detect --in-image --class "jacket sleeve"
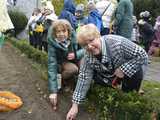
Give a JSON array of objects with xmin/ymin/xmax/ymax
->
[
  {"xmin": 48, "ymin": 43, "xmax": 58, "ymax": 93},
  {"xmin": 119, "ymin": 40, "xmax": 148, "ymax": 77},
  {"xmin": 72, "ymin": 56, "xmax": 93, "ymax": 104},
  {"xmin": 76, "ymin": 48, "xmax": 85, "ymax": 60}
]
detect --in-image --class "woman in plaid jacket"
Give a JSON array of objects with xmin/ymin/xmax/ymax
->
[{"xmin": 66, "ymin": 24, "xmax": 148, "ymax": 120}]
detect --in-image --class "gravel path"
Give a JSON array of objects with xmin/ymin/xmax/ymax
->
[{"xmin": 145, "ymin": 57, "xmax": 160, "ymax": 82}]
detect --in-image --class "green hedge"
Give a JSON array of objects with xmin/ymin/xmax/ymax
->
[
  {"xmin": 8, "ymin": 10, "xmax": 28, "ymax": 35},
  {"xmin": 87, "ymin": 85, "xmax": 160, "ymax": 120}
]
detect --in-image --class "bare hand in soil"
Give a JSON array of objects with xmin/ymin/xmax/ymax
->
[
  {"xmin": 49, "ymin": 93, "xmax": 58, "ymax": 111},
  {"xmin": 66, "ymin": 103, "xmax": 78, "ymax": 120}
]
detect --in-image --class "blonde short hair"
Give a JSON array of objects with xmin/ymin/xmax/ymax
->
[
  {"xmin": 77, "ymin": 24, "xmax": 100, "ymax": 46},
  {"xmin": 52, "ymin": 19, "xmax": 72, "ymax": 39}
]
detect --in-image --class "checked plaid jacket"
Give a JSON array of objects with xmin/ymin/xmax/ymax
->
[{"xmin": 72, "ymin": 35, "xmax": 148, "ymax": 104}]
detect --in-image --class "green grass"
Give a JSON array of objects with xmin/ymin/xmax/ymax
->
[{"xmin": 142, "ymin": 80, "xmax": 160, "ymax": 105}]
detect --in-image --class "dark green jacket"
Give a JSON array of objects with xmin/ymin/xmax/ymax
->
[
  {"xmin": 115, "ymin": 0, "xmax": 133, "ymax": 39},
  {"xmin": 48, "ymin": 28, "xmax": 84, "ymax": 93}
]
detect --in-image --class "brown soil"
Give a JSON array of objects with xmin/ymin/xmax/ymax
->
[{"xmin": 0, "ymin": 42, "xmax": 96, "ymax": 120}]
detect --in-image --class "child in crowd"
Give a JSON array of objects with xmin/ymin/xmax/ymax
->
[
  {"xmin": 27, "ymin": 8, "xmax": 41, "ymax": 48},
  {"xmin": 75, "ymin": 4, "xmax": 88, "ymax": 32},
  {"xmin": 48, "ymin": 19, "xmax": 84, "ymax": 111}
]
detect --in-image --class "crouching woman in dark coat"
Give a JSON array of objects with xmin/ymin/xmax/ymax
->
[{"xmin": 48, "ymin": 19, "xmax": 84, "ymax": 110}]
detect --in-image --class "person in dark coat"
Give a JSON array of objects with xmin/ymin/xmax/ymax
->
[
  {"xmin": 87, "ymin": 2, "xmax": 103, "ymax": 32},
  {"xmin": 114, "ymin": 0, "xmax": 133, "ymax": 39},
  {"xmin": 138, "ymin": 11, "xmax": 154, "ymax": 53},
  {"xmin": 48, "ymin": 19, "xmax": 84, "ymax": 111},
  {"xmin": 59, "ymin": 0, "xmax": 77, "ymax": 30},
  {"xmin": 75, "ymin": 4, "xmax": 88, "ymax": 32}
]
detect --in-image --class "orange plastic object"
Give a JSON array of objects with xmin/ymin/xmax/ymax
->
[{"xmin": 0, "ymin": 91, "xmax": 23, "ymax": 112}]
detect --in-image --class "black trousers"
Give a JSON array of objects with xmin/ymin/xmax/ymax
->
[
  {"xmin": 35, "ymin": 32, "xmax": 43, "ymax": 50},
  {"xmin": 94, "ymin": 68, "xmax": 143, "ymax": 92},
  {"xmin": 42, "ymin": 41, "xmax": 48, "ymax": 52},
  {"xmin": 121, "ymin": 68, "xmax": 143, "ymax": 92},
  {"xmin": 29, "ymin": 34, "xmax": 35, "ymax": 47}
]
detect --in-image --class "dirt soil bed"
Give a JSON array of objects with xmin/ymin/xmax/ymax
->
[{"xmin": 0, "ymin": 42, "xmax": 96, "ymax": 120}]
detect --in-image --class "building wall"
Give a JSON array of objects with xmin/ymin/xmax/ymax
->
[{"xmin": 8, "ymin": 0, "xmax": 41, "ymax": 18}]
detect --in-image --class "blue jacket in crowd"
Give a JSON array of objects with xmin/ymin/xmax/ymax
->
[
  {"xmin": 59, "ymin": 0, "xmax": 77, "ymax": 29},
  {"xmin": 88, "ymin": 9, "xmax": 103, "ymax": 32}
]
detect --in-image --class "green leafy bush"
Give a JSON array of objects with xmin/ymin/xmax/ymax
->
[
  {"xmin": 87, "ymin": 84, "xmax": 160, "ymax": 120},
  {"xmin": 8, "ymin": 10, "xmax": 28, "ymax": 35}
]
